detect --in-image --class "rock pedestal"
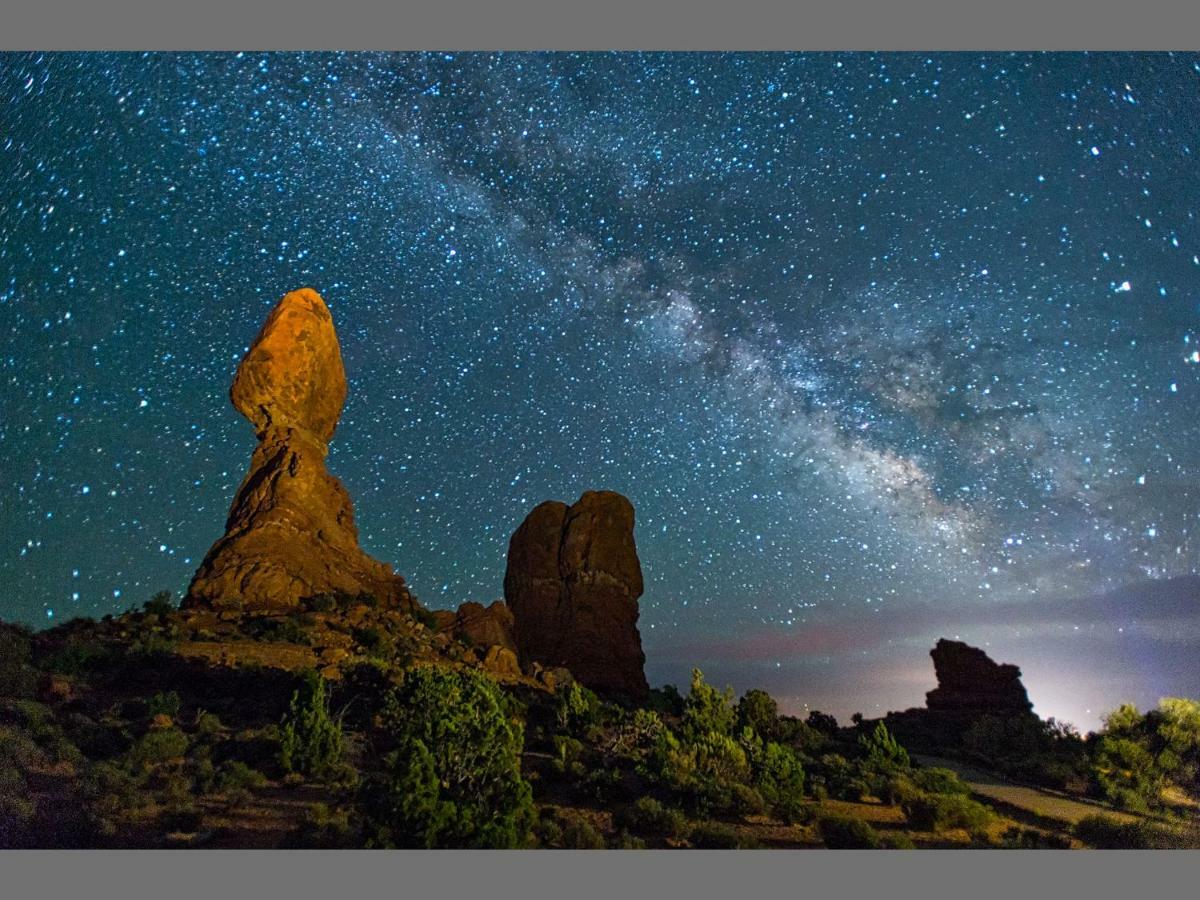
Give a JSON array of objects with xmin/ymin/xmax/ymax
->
[{"xmin": 185, "ymin": 288, "xmax": 411, "ymax": 611}]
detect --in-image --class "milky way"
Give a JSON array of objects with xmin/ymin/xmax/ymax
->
[{"xmin": 2, "ymin": 52, "xmax": 1199, "ymax": 728}]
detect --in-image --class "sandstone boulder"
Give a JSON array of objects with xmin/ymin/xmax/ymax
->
[
  {"xmin": 504, "ymin": 490, "xmax": 648, "ymax": 700},
  {"xmin": 185, "ymin": 289, "xmax": 412, "ymax": 611},
  {"xmin": 439, "ymin": 600, "xmax": 516, "ymax": 652}
]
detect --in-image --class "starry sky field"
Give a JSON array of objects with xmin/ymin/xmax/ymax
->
[{"xmin": 2, "ymin": 52, "xmax": 1199, "ymax": 730}]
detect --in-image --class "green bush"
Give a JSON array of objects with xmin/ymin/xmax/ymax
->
[
  {"xmin": 646, "ymin": 684, "xmax": 685, "ymax": 718},
  {"xmin": 147, "ymin": 691, "xmax": 181, "ymax": 719},
  {"xmin": 305, "ymin": 594, "xmax": 338, "ymax": 613},
  {"xmin": 879, "ymin": 832, "xmax": 917, "ymax": 849},
  {"xmin": 555, "ymin": 681, "xmax": 600, "ymax": 734},
  {"xmin": 902, "ymin": 792, "xmax": 994, "ymax": 832},
  {"xmin": 411, "ymin": 606, "xmax": 441, "ymax": 631},
  {"xmin": 736, "ymin": 689, "xmax": 781, "ymax": 742},
  {"xmin": 806, "ymin": 710, "xmax": 840, "ymax": 736},
  {"xmin": 690, "ymin": 822, "xmax": 755, "ymax": 849},
  {"xmin": 143, "ymin": 591, "xmax": 175, "ymax": 617},
  {"xmin": 361, "ymin": 666, "xmax": 534, "ymax": 848},
  {"xmin": 614, "ymin": 797, "xmax": 690, "ymax": 839},
  {"xmin": 353, "ymin": 626, "xmax": 393, "ymax": 659},
  {"xmin": 217, "ymin": 760, "xmax": 269, "ymax": 792},
  {"xmin": 126, "ymin": 728, "xmax": 189, "ymax": 769},
  {"xmin": 818, "ymin": 815, "xmax": 882, "ymax": 849},
  {"xmin": 560, "ymin": 817, "xmax": 606, "ymax": 849},
  {"xmin": 42, "ymin": 640, "xmax": 115, "ymax": 676},
  {"xmin": 1001, "ymin": 826, "xmax": 1072, "ymax": 849},
  {"xmin": 1074, "ymin": 815, "xmax": 1181, "ymax": 849},
  {"xmin": 194, "ymin": 710, "xmax": 223, "ymax": 737},
  {"xmin": 682, "ymin": 669, "xmax": 736, "ymax": 740},
  {"xmin": 0, "ymin": 764, "xmax": 36, "ymax": 846},
  {"xmin": 279, "ymin": 670, "xmax": 344, "ymax": 778},
  {"xmin": 756, "ymin": 742, "xmax": 806, "ymax": 812},
  {"xmin": 0, "ymin": 626, "xmax": 37, "ymax": 699},
  {"xmin": 859, "ymin": 721, "xmax": 910, "ymax": 775},
  {"xmin": 245, "ymin": 617, "xmax": 311, "ymax": 645},
  {"xmin": 912, "ymin": 766, "xmax": 970, "ymax": 796}
]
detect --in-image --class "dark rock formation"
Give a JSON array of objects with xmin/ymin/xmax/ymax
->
[
  {"xmin": 434, "ymin": 600, "xmax": 516, "ymax": 652},
  {"xmin": 185, "ymin": 288, "xmax": 412, "ymax": 611},
  {"xmin": 504, "ymin": 490, "xmax": 648, "ymax": 700},
  {"xmin": 925, "ymin": 638, "xmax": 1033, "ymax": 714}
]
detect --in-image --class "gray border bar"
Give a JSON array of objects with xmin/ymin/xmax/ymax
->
[{"xmin": 1, "ymin": 0, "xmax": 1199, "ymax": 50}]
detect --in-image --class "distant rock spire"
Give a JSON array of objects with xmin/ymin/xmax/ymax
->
[{"xmin": 504, "ymin": 490, "xmax": 649, "ymax": 700}]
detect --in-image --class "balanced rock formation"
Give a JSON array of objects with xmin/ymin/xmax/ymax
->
[
  {"xmin": 185, "ymin": 288, "xmax": 412, "ymax": 611},
  {"xmin": 504, "ymin": 490, "xmax": 648, "ymax": 700},
  {"xmin": 925, "ymin": 638, "xmax": 1033, "ymax": 715}
]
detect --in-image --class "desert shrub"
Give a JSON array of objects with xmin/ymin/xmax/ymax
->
[
  {"xmin": 777, "ymin": 795, "xmax": 816, "ymax": 825},
  {"xmin": 1001, "ymin": 826, "xmax": 1072, "ymax": 849},
  {"xmin": 127, "ymin": 633, "xmax": 177, "ymax": 660},
  {"xmin": 859, "ymin": 721, "xmax": 910, "ymax": 775},
  {"xmin": 194, "ymin": 710, "xmax": 223, "ymax": 737},
  {"xmin": 294, "ymin": 802, "xmax": 354, "ymax": 848},
  {"xmin": 41, "ymin": 640, "xmax": 115, "ymax": 676},
  {"xmin": 0, "ymin": 626, "xmax": 37, "ymax": 699},
  {"xmin": 0, "ymin": 764, "xmax": 35, "ymax": 846},
  {"xmin": 1093, "ymin": 734, "xmax": 1160, "ymax": 812},
  {"xmin": 305, "ymin": 593, "xmax": 338, "ymax": 613},
  {"xmin": 126, "ymin": 728, "xmax": 189, "ymax": 769},
  {"xmin": 727, "ymin": 782, "xmax": 767, "ymax": 817},
  {"xmin": 614, "ymin": 797, "xmax": 690, "ymax": 839},
  {"xmin": 411, "ymin": 606, "xmax": 440, "ymax": 631},
  {"xmin": 902, "ymin": 792, "xmax": 994, "ymax": 832},
  {"xmin": 338, "ymin": 659, "xmax": 394, "ymax": 729},
  {"xmin": 555, "ymin": 681, "xmax": 601, "ymax": 734},
  {"xmin": 777, "ymin": 716, "xmax": 830, "ymax": 758},
  {"xmin": 279, "ymin": 670, "xmax": 344, "ymax": 779},
  {"xmin": 682, "ymin": 669, "xmax": 736, "ymax": 740},
  {"xmin": 755, "ymin": 741, "xmax": 806, "ymax": 812},
  {"xmin": 879, "ymin": 831, "xmax": 917, "ymax": 849},
  {"xmin": 607, "ymin": 708, "xmax": 666, "ymax": 761},
  {"xmin": 551, "ymin": 735, "xmax": 586, "ymax": 777},
  {"xmin": 81, "ymin": 760, "xmax": 144, "ymax": 829},
  {"xmin": 217, "ymin": 759, "xmax": 269, "ymax": 792},
  {"xmin": 736, "ymin": 689, "xmax": 782, "ymax": 742},
  {"xmin": 147, "ymin": 691, "xmax": 181, "ymax": 719},
  {"xmin": 352, "ymin": 626, "xmax": 393, "ymax": 660},
  {"xmin": 561, "ymin": 817, "xmax": 606, "ymax": 849},
  {"xmin": 806, "ymin": 710, "xmax": 840, "ymax": 737},
  {"xmin": 878, "ymin": 774, "xmax": 921, "ymax": 806},
  {"xmin": 612, "ymin": 829, "xmax": 647, "ymax": 849},
  {"xmin": 816, "ymin": 753, "xmax": 870, "ymax": 801},
  {"xmin": 690, "ymin": 822, "xmax": 756, "ymax": 849},
  {"xmin": 143, "ymin": 591, "xmax": 175, "ymax": 617},
  {"xmin": 245, "ymin": 616, "xmax": 310, "ymax": 645},
  {"xmin": 690, "ymin": 730, "xmax": 751, "ymax": 784},
  {"xmin": 361, "ymin": 666, "xmax": 534, "ymax": 848},
  {"xmin": 1074, "ymin": 814, "xmax": 1181, "ymax": 849},
  {"xmin": 912, "ymin": 766, "xmax": 971, "ymax": 796},
  {"xmin": 582, "ymin": 765, "xmax": 631, "ymax": 806},
  {"xmin": 818, "ymin": 815, "xmax": 881, "ymax": 849},
  {"xmin": 1091, "ymin": 698, "xmax": 1200, "ymax": 809}
]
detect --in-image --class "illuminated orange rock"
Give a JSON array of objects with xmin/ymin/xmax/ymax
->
[{"xmin": 185, "ymin": 288, "xmax": 412, "ymax": 611}]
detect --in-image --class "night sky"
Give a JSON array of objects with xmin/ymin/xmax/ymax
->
[{"xmin": 3, "ymin": 52, "xmax": 1199, "ymax": 730}]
